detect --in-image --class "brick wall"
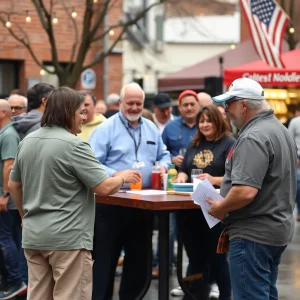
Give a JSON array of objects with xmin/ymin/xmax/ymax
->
[{"xmin": 0, "ymin": 0, "xmax": 123, "ymax": 99}]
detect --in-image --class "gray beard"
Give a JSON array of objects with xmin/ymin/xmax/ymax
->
[{"xmin": 125, "ymin": 112, "xmax": 142, "ymax": 122}]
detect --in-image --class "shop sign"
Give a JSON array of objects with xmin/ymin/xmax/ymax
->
[
  {"xmin": 81, "ymin": 68, "xmax": 96, "ymax": 89},
  {"xmin": 242, "ymin": 72, "xmax": 300, "ymax": 84}
]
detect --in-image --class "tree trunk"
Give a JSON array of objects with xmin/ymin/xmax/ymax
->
[{"xmin": 58, "ymin": 73, "xmax": 72, "ymax": 87}]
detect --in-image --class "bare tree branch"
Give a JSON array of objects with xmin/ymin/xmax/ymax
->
[
  {"xmin": 83, "ymin": 24, "xmax": 127, "ymax": 70},
  {"xmin": 68, "ymin": 0, "xmax": 94, "ymax": 87},
  {"xmin": 92, "ymin": 0, "xmax": 165, "ymax": 43},
  {"xmin": 31, "ymin": 0, "xmax": 48, "ymax": 30},
  {"xmin": 0, "ymin": 15, "xmax": 55, "ymax": 74},
  {"xmin": 61, "ymin": 2, "xmax": 79, "ymax": 73},
  {"xmin": 32, "ymin": 0, "xmax": 63, "ymax": 74},
  {"xmin": 89, "ymin": 0, "xmax": 110, "ymax": 40}
]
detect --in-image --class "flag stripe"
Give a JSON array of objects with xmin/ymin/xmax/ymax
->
[
  {"xmin": 261, "ymin": 22, "xmax": 283, "ymax": 67},
  {"xmin": 269, "ymin": 7, "xmax": 280, "ymax": 43},
  {"xmin": 241, "ymin": 0, "xmax": 265, "ymax": 62},
  {"xmin": 254, "ymin": 16, "xmax": 276, "ymax": 66},
  {"xmin": 274, "ymin": 12, "xmax": 286, "ymax": 50},
  {"xmin": 240, "ymin": 0, "xmax": 289, "ymax": 68}
]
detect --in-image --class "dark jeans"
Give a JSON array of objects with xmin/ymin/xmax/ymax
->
[
  {"xmin": 177, "ymin": 210, "xmax": 232, "ymax": 300},
  {"xmin": 92, "ymin": 204, "xmax": 153, "ymax": 300},
  {"xmin": 229, "ymin": 239, "xmax": 286, "ymax": 300},
  {"xmin": 8, "ymin": 210, "xmax": 28, "ymax": 284},
  {"xmin": 0, "ymin": 211, "xmax": 21, "ymax": 286}
]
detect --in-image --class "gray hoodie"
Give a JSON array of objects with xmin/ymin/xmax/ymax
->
[{"xmin": 13, "ymin": 110, "xmax": 43, "ymax": 139}]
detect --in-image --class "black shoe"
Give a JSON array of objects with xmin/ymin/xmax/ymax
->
[{"xmin": 0, "ymin": 282, "xmax": 27, "ymax": 300}]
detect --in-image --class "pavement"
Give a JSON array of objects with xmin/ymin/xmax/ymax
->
[
  {"xmin": 112, "ymin": 219, "xmax": 300, "ymax": 300},
  {"xmin": 10, "ymin": 218, "xmax": 300, "ymax": 300}
]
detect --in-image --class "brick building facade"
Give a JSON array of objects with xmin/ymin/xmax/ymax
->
[{"xmin": 0, "ymin": 0, "xmax": 123, "ymax": 99}]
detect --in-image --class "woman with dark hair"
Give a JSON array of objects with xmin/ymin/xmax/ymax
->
[
  {"xmin": 176, "ymin": 105, "xmax": 235, "ymax": 300},
  {"xmin": 8, "ymin": 87, "xmax": 141, "ymax": 300}
]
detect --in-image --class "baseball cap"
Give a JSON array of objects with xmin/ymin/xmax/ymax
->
[
  {"xmin": 178, "ymin": 90, "xmax": 199, "ymax": 103},
  {"xmin": 153, "ymin": 93, "xmax": 172, "ymax": 109},
  {"xmin": 212, "ymin": 78, "xmax": 265, "ymax": 103}
]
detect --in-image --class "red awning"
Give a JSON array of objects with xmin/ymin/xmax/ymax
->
[
  {"xmin": 224, "ymin": 49, "xmax": 300, "ymax": 87},
  {"xmin": 158, "ymin": 40, "xmax": 290, "ymax": 92}
]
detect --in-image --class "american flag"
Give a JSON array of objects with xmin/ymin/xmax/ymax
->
[{"xmin": 240, "ymin": 0, "xmax": 289, "ymax": 68}]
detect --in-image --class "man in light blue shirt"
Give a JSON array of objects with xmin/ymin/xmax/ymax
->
[{"xmin": 89, "ymin": 82, "xmax": 170, "ymax": 300}]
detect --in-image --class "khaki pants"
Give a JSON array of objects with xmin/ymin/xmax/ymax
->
[{"xmin": 24, "ymin": 249, "xmax": 93, "ymax": 300}]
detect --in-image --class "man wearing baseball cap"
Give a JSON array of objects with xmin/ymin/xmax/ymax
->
[
  {"xmin": 152, "ymin": 93, "xmax": 175, "ymax": 134},
  {"xmin": 162, "ymin": 90, "xmax": 200, "ymax": 168},
  {"xmin": 208, "ymin": 78, "xmax": 297, "ymax": 300}
]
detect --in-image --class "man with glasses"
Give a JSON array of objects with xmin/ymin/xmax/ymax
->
[
  {"xmin": 0, "ymin": 100, "xmax": 26, "ymax": 299},
  {"xmin": 7, "ymin": 95, "xmax": 27, "ymax": 116},
  {"xmin": 208, "ymin": 78, "xmax": 297, "ymax": 300},
  {"xmin": 5, "ymin": 83, "xmax": 55, "ymax": 298}
]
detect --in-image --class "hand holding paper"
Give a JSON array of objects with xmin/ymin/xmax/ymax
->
[
  {"xmin": 206, "ymin": 199, "xmax": 227, "ymax": 221},
  {"xmin": 192, "ymin": 179, "xmax": 224, "ymax": 228}
]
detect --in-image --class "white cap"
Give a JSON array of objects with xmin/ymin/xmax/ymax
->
[{"xmin": 212, "ymin": 78, "xmax": 265, "ymax": 103}]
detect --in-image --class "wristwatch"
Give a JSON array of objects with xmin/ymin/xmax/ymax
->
[{"xmin": 2, "ymin": 192, "xmax": 10, "ymax": 197}]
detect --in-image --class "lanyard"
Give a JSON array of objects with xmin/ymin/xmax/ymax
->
[{"xmin": 119, "ymin": 114, "xmax": 142, "ymax": 162}]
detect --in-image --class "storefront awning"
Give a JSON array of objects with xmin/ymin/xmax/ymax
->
[
  {"xmin": 224, "ymin": 49, "xmax": 300, "ymax": 87},
  {"xmin": 158, "ymin": 40, "xmax": 291, "ymax": 92}
]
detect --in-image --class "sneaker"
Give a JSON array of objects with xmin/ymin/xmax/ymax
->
[
  {"xmin": 170, "ymin": 286, "xmax": 184, "ymax": 297},
  {"xmin": 0, "ymin": 282, "xmax": 27, "ymax": 300},
  {"xmin": 209, "ymin": 283, "xmax": 220, "ymax": 299}
]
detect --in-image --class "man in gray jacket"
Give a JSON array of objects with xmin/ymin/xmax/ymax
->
[{"xmin": 13, "ymin": 83, "xmax": 54, "ymax": 139}]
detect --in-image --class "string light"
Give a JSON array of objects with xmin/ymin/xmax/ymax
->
[
  {"xmin": 109, "ymin": 30, "xmax": 115, "ymax": 36},
  {"xmin": 94, "ymin": 0, "xmax": 98, "ymax": 3},
  {"xmin": 40, "ymin": 69, "xmax": 45, "ymax": 76},
  {"xmin": 6, "ymin": 15, "xmax": 11, "ymax": 28},
  {"xmin": 230, "ymin": 44, "xmax": 236, "ymax": 50},
  {"xmin": 25, "ymin": 10, "xmax": 31, "ymax": 22},
  {"xmin": 71, "ymin": 7, "xmax": 77, "ymax": 18},
  {"xmin": 289, "ymin": 27, "xmax": 295, "ymax": 34},
  {"xmin": 52, "ymin": 13, "xmax": 58, "ymax": 24}
]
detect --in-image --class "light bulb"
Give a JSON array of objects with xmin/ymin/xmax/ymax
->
[
  {"xmin": 40, "ymin": 69, "xmax": 45, "ymax": 76},
  {"xmin": 230, "ymin": 44, "xmax": 236, "ymax": 50},
  {"xmin": 109, "ymin": 30, "xmax": 115, "ymax": 36},
  {"xmin": 53, "ymin": 17, "xmax": 58, "ymax": 24},
  {"xmin": 26, "ymin": 11, "xmax": 31, "ymax": 22},
  {"xmin": 6, "ymin": 21, "xmax": 11, "ymax": 28},
  {"xmin": 289, "ymin": 27, "xmax": 295, "ymax": 34},
  {"xmin": 71, "ymin": 7, "xmax": 77, "ymax": 18},
  {"xmin": 94, "ymin": 0, "xmax": 98, "ymax": 3}
]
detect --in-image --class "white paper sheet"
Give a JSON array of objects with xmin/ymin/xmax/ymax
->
[
  {"xmin": 193, "ymin": 178, "xmax": 202, "ymax": 191},
  {"xmin": 192, "ymin": 179, "xmax": 224, "ymax": 228},
  {"xmin": 126, "ymin": 190, "xmax": 167, "ymax": 195}
]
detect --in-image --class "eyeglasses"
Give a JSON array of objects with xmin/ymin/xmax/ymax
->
[
  {"xmin": 11, "ymin": 106, "xmax": 26, "ymax": 111},
  {"xmin": 224, "ymin": 98, "xmax": 244, "ymax": 110}
]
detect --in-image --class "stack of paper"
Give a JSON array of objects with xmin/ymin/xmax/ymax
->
[{"xmin": 192, "ymin": 179, "xmax": 224, "ymax": 229}]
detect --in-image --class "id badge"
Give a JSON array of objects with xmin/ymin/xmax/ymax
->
[{"xmin": 136, "ymin": 161, "xmax": 145, "ymax": 168}]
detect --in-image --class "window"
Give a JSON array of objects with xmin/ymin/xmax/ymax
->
[{"xmin": 0, "ymin": 60, "xmax": 20, "ymax": 98}]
